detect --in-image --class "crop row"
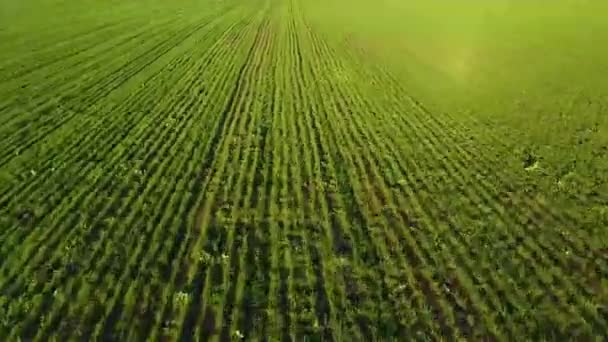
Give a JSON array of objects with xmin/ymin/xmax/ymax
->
[
  {"xmin": 1, "ymin": 0, "xmax": 606, "ymax": 339},
  {"xmin": 0, "ymin": 1, "xmax": 266, "ymax": 339},
  {"xmin": 302, "ymin": 4, "xmax": 607, "ymax": 337}
]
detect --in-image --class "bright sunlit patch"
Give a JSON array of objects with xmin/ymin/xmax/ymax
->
[
  {"xmin": 420, "ymin": 42, "xmax": 482, "ymax": 84},
  {"xmin": 441, "ymin": 45, "xmax": 478, "ymax": 81}
]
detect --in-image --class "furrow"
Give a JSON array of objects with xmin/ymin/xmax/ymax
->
[
  {"xmin": 4, "ymin": 23, "xmax": 242, "ymax": 337},
  {"xmin": 0, "ymin": 10, "xmax": 227, "ymax": 166},
  {"xmin": 339, "ymin": 35, "xmax": 600, "ymax": 336},
  {"xmin": 353, "ymin": 60, "xmax": 606, "ymax": 332},
  {"xmin": 365, "ymin": 59, "xmax": 606, "ymax": 272},
  {"xmin": 0, "ymin": 14, "xmax": 188, "ymax": 131},
  {"xmin": 0, "ymin": 15, "xmax": 146, "ymax": 84},
  {"xmin": 0, "ymin": 52, "xmax": 201, "ymax": 280},
  {"xmin": 234, "ymin": 10, "xmax": 279, "ymax": 339},
  {"xmin": 152, "ymin": 8, "xmax": 268, "ymax": 340},
  {"xmin": 0, "ymin": 13, "xmax": 244, "ymax": 294},
  {"xmin": 300, "ymin": 16, "xmax": 442, "ymax": 336},
  {"xmin": 214, "ymin": 17, "xmax": 275, "ymax": 342},
  {"xmin": 302, "ymin": 23, "xmax": 465, "ymax": 339},
  {"xmin": 289, "ymin": 3, "xmax": 358, "ymax": 338}
]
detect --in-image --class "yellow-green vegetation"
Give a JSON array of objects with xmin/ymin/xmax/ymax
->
[{"xmin": 1, "ymin": 0, "xmax": 607, "ymax": 340}]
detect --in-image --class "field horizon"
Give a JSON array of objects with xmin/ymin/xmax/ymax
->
[{"xmin": 1, "ymin": 0, "xmax": 607, "ymax": 340}]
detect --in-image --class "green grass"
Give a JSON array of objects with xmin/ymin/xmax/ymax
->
[{"xmin": 0, "ymin": 0, "xmax": 607, "ymax": 340}]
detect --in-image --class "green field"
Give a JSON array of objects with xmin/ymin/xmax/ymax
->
[{"xmin": 1, "ymin": 0, "xmax": 607, "ymax": 340}]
